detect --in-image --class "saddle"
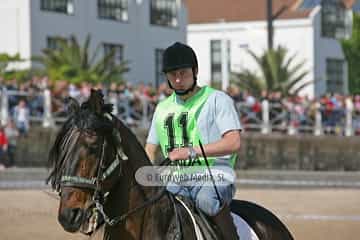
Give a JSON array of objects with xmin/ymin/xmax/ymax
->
[{"xmin": 167, "ymin": 194, "xmax": 222, "ymax": 240}]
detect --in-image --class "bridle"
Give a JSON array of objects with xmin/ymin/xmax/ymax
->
[
  {"xmin": 58, "ymin": 126, "xmax": 128, "ymax": 224},
  {"xmin": 58, "ymin": 123, "xmax": 167, "ymax": 228},
  {"xmin": 60, "ymin": 135, "xmax": 124, "ymax": 193}
]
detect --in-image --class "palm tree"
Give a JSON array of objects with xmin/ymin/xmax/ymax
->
[
  {"xmin": 33, "ymin": 35, "xmax": 129, "ymax": 84},
  {"xmin": 0, "ymin": 53, "xmax": 22, "ymax": 75},
  {"xmin": 232, "ymin": 46, "xmax": 310, "ymax": 96},
  {"xmin": 0, "ymin": 53, "xmax": 34, "ymax": 82},
  {"xmin": 231, "ymin": 69, "xmax": 265, "ymax": 97},
  {"xmin": 341, "ymin": 13, "xmax": 360, "ymax": 94}
]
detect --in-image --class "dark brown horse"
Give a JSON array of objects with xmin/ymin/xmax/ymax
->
[{"xmin": 47, "ymin": 89, "xmax": 294, "ymax": 240}]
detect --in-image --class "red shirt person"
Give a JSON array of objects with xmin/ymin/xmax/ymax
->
[{"xmin": 0, "ymin": 127, "xmax": 8, "ymax": 167}]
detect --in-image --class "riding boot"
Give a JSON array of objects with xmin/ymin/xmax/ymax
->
[{"xmin": 211, "ymin": 203, "xmax": 239, "ymax": 240}]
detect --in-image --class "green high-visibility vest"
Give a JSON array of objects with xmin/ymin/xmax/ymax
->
[{"xmin": 155, "ymin": 86, "xmax": 237, "ymax": 167}]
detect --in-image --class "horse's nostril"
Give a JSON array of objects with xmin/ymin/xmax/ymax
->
[
  {"xmin": 58, "ymin": 208, "xmax": 84, "ymax": 232},
  {"xmin": 70, "ymin": 208, "xmax": 84, "ymax": 224}
]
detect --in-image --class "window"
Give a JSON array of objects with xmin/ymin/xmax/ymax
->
[
  {"xmin": 150, "ymin": 0, "xmax": 178, "ymax": 27},
  {"xmin": 326, "ymin": 58, "xmax": 344, "ymax": 93},
  {"xmin": 321, "ymin": 0, "xmax": 347, "ymax": 38},
  {"xmin": 40, "ymin": 0, "xmax": 74, "ymax": 15},
  {"xmin": 211, "ymin": 40, "xmax": 222, "ymax": 84},
  {"xmin": 298, "ymin": 0, "xmax": 321, "ymax": 9},
  {"xmin": 98, "ymin": 0, "xmax": 128, "ymax": 22},
  {"xmin": 47, "ymin": 36, "xmax": 67, "ymax": 50},
  {"xmin": 103, "ymin": 43, "xmax": 124, "ymax": 65},
  {"xmin": 155, "ymin": 49, "xmax": 165, "ymax": 88},
  {"xmin": 210, "ymin": 40, "xmax": 230, "ymax": 84}
]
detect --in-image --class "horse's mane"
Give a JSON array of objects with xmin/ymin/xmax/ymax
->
[{"xmin": 47, "ymin": 89, "xmax": 114, "ymax": 190}]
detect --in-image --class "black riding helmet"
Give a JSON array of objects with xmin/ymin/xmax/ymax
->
[{"xmin": 162, "ymin": 42, "xmax": 198, "ymax": 95}]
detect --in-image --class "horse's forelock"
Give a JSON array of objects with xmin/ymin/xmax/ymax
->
[
  {"xmin": 47, "ymin": 118, "xmax": 81, "ymax": 189},
  {"xmin": 80, "ymin": 89, "xmax": 113, "ymax": 117}
]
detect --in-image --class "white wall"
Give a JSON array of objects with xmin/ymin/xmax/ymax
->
[
  {"xmin": 188, "ymin": 18, "xmax": 315, "ymax": 97},
  {"xmin": 0, "ymin": 0, "xmax": 31, "ymax": 69},
  {"xmin": 1, "ymin": 0, "xmax": 187, "ymax": 85},
  {"xmin": 188, "ymin": 7, "xmax": 348, "ymax": 98}
]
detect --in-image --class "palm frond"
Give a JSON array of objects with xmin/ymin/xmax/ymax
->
[
  {"xmin": 234, "ymin": 45, "xmax": 309, "ymax": 96},
  {"xmin": 33, "ymin": 35, "xmax": 129, "ymax": 83},
  {"xmin": 290, "ymin": 80, "xmax": 313, "ymax": 96}
]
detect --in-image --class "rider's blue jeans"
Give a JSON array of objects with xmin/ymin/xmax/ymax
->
[{"xmin": 167, "ymin": 182, "xmax": 235, "ymax": 216}]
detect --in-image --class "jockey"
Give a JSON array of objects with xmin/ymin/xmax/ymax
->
[{"xmin": 145, "ymin": 42, "xmax": 241, "ymax": 239}]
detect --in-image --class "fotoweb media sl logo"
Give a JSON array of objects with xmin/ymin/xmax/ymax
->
[{"xmin": 135, "ymin": 166, "xmax": 235, "ymax": 186}]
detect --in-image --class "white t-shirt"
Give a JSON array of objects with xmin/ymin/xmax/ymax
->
[{"xmin": 17, "ymin": 108, "xmax": 27, "ymax": 122}]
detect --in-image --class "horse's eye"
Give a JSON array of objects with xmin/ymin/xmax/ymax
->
[
  {"xmin": 84, "ymin": 132, "xmax": 99, "ymax": 145},
  {"xmin": 84, "ymin": 130, "xmax": 97, "ymax": 137}
]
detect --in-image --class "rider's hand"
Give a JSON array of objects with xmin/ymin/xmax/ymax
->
[{"xmin": 168, "ymin": 147, "xmax": 190, "ymax": 161}]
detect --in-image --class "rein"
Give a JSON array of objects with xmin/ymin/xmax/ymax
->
[
  {"xmin": 96, "ymin": 187, "xmax": 167, "ymax": 226},
  {"xmin": 94, "ymin": 153, "xmax": 170, "ymax": 227},
  {"xmin": 93, "ymin": 156, "xmax": 170, "ymax": 227}
]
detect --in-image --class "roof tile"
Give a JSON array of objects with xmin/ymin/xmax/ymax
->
[{"xmin": 184, "ymin": 0, "xmax": 313, "ymax": 24}]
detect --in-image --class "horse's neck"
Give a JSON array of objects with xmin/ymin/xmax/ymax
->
[
  {"xmin": 114, "ymin": 118, "xmax": 157, "ymax": 197},
  {"xmin": 102, "ymin": 172, "xmax": 134, "ymax": 240},
  {"xmin": 114, "ymin": 117, "xmax": 152, "ymax": 170},
  {"xmin": 113, "ymin": 117, "xmax": 177, "ymax": 239},
  {"xmin": 126, "ymin": 184, "xmax": 171, "ymax": 239}
]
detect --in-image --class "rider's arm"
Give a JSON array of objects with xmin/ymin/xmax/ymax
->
[
  {"xmin": 194, "ymin": 129, "xmax": 241, "ymax": 156},
  {"xmin": 198, "ymin": 91, "xmax": 242, "ymax": 157},
  {"xmin": 145, "ymin": 109, "xmax": 159, "ymax": 163}
]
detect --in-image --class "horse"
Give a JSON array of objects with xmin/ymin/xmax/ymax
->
[{"xmin": 47, "ymin": 89, "xmax": 294, "ymax": 240}]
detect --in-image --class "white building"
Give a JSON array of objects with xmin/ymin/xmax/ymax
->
[
  {"xmin": 0, "ymin": 0, "xmax": 187, "ymax": 87},
  {"xmin": 185, "ymin": 0, "xmax": 356, "ymax": 98}
]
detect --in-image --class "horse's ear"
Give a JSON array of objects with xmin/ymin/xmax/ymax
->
[
  {"xmin": 65, "ymin": 97, "xmax": 80, "ymax": 116},
  {"xmin": 88, "ymin": 89, "xmax": 104, "ymax": 114}
]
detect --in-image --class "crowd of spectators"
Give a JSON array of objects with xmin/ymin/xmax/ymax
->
[
  {"xmin": 227, "ymin": 85, "xmax": 360, "ymax": 135},
  {"xmin": 0, "ymin": 76, "xmax": 172, "ymax": 125},
  {"xmin": 1, "ymin": 76, "xmax": 360, "ymax": 136}
]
